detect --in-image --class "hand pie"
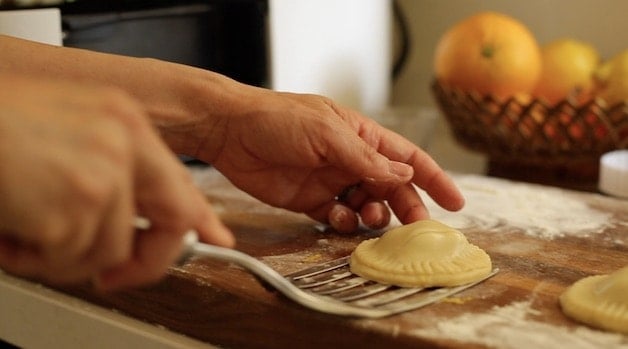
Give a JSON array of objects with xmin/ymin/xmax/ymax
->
[
  {"xmin": 349, "ymin": 220, "xmax": 492, "ymax": 287},
  {"xmin": 559, "ymin": 265, "xmax": 628, "ymax": 334}
]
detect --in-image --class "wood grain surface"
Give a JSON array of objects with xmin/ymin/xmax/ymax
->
[{"xmin": 62, "ymin": 167, "xmax": 628, "ymax": 349}]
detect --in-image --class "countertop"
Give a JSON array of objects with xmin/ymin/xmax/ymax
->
[{"xmin": 2, "ymin": 166, "xmax": 627, "ymax": 349}]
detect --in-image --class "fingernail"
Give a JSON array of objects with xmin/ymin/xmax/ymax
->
[
  {"xmin": 389, "ymin": 161, "xmax": 413, "ymax": 180},
  {"xmin": 219, "ymin": 231, "xmax": 236, "ymax": 248},
  {"xmin": 211, "ymin": 230, "xmax": 235, "ymax": 248},
  {"xmin": 329, "ymin": 204, "xmax": 359, "ymax": 233},
  {"xmin": 212, "ymin": 222, "xmax": 236, "ymax": 248},
  {"xmin": 92, "ymin": 274, "xmax": 104, "ymax": 290},
  {"xmin": 92, "ymin": 272, "xmax": 117, "ymax": 293},
  {"xmin": 332, "ymin": 206, "xmax": 348, "ymax": 223}
]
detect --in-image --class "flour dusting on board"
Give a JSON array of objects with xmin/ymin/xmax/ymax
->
[
  {"xmin": 414, "ymin": 175, "xmax": 614, "ymax": 239},
  {"xmin": 190, "ymin": 167, "xmax": 616, "ymax": 240},
  {"xmin": 412, "ymin": 300, "xmax": 628, "ymax": 349}
]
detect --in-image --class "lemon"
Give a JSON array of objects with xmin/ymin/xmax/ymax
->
[
  {"xmin": 533, "ymin": 39, "xmax": 600, "ymax": 105},
  {"xmin": 595, "ymin": 49, "xmax": 628, "ymax": 107}
]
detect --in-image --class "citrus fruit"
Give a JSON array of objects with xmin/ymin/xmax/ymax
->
[
  {"xmin": 533, "ymin": 39, "xmax": 600, "ymax": 106},
  {"xmin": 434, "ymin": 11, "xmax": 542, "ymax": 100},
  {"xmin": 595, "ymin": 49, "xmax": 628, "ymax": 107}
]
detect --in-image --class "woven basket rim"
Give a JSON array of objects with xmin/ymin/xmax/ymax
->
[{"xmin": 431, "ymin": 81, "xmax": 628, "ymax": 165}]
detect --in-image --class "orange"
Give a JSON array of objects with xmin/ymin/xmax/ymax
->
[
  {"xmin": 595, "ymin": 49, "xmax": 628, "ymax": 107},
  {"xmin": 533, "ymin": 39, "xmax": 600, "ymax": 106},
  {"xmin": 434, "ymin": 12, "xmax": 542, "ymax": 100}
]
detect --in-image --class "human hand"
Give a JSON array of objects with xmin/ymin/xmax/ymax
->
[
  {"xmin": 0, "ymin": 75, "xmax": 233, "ymax": 290},
  {"xmin": 193, "ymin": 87, "xmax": 464, "ymax": 233}
]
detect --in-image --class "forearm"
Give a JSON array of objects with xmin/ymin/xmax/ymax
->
[{"xmin": 0, "ymin": 34, "xmax": 242, "ymax": 157}]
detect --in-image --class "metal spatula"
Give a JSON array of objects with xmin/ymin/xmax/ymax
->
[{"xmin": 179, "ymin": 233, "xmax": 498, "ymax": 318}]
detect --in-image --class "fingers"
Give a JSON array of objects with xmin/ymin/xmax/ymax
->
[
  {"xmin": 0, "ymin": 237, "xmax": 42, "ymax": 277},
  {"xmin": 316, "ymin": 200, "xmax": 391, "ymax": 233},
  {"xmin": 93, "ymin": 116, "xmax": 234, "ymax": 291},
  {"xmin": 373, "ymin": 126, "xmax": 466, "ymax": 212},
  {"xmin": 193, "ymin": 202, "xmax": 235, "ymax": 248},
  {"xmin": 328, "ymin": 104, "xmax": 463, "ymax": 217},
  {"xmin": 132, "ymin": 122, "xmax": 235, "ymax": 247},
  {"xmin": 0, "ymin": 77, "xmax": 236, "ymax": 290},
  {"xmin": 328, "ymin": 204, "xmax": 360, "ymax": 233},
  {"xmin": 335, "ymin": 186, "xmax": 392, "ymax": 229},
  {"xmin": 0, "ymin": 105, "xmax": 138, "ymax": 284},
  {"xmin": 428, "ymin": 173, "xmax": 465, "ymax": 211},
  {"xmin": 384, "ymin": 183, "xmax": 430, "ymax": 223},
  {"xmin": 307, "ymin": 183, "xmax": 393, "ymax": 233},
  {"xmin": 358, "ymin": 201, "xmax": 391, "ymax": 230},
  {"xmin": 406, "ymin": 151, "xmax": 465, "ymax": 212},
  {"xmin": 96, "ymin": 194, "xmax": 233, "ymax": 291},
  {"xmin": 90, "ymin": 97, "xmax": 234, "ymax": 290},
  {"xmin": 95, "ymin": 225, "xmax": 184, "ymax": 290},
  {"xmin": 51, "ymin": 132, "xmax": 136, "ymax": 283},
  {"xmin": 320, "ymin": 120, "xmax": 414, "ymax": 185},
  {"xmin": 306, "ymin": 175, "xmax": 437, "ymax": 233},
  {"xmin": 75, "ymin": 174, "xmax": 136, "ymax": 283}
]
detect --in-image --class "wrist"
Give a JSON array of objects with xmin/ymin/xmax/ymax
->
[
  {"xmin": 147, "ymin": 62, "xmax": 273, "ymax": 163},
  {"xmin": 123, "ymin": 58, "xmax": 243, "ymax": 160}
]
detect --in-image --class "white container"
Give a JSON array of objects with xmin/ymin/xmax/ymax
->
[
  {"xmin": 599, "ymin": 150, "xmax": 628, "ymax": 199},
  {"xmin": 0, "ymin": 8, "xmax": 62, "ymax": 46},
  {"xmin": 268, "ymin": 0, "xmax": 391, "ymax": 113},
  {"xmin": 370, "ymin": 107, "xmax": 438, "ymax": 149}
]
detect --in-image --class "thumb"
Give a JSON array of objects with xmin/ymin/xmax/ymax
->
[{"xmin": 194, "ymin": 201, "xmax": 235, "ymax": 248}]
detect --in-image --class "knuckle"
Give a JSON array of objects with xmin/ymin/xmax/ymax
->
[
  {"xmin": 317, "ymin": 95, "xmax": 335, "ymax": 107},
  {"xmin": 99, "ymin": 237, "xmax": 133, "ymax": 270},
  {"xmin": 42, "ymin": 270, "xmax": 82, "ymax": 285},
  {"xmin": 142, "ymin": 268, "xmax": 168, "ymax": 285},
  {"xmin": 148, "ymin": 198, "xmax": 197, "ymax": 234},
  {"xmin": 97, "ymin": 87, "xmax": 137, "ymax": 113},
  {"xmin": 86, "ymin": 119, "xmax": 133, "ymax": 166},
  {"xmin": 68, "ymin": 170, "xmax": 112, "ymax": 209},
  {"xmin": 94, "ymin": 87, "xmax": 148, "ymax": 131},
  {"xmin": 34, "ymin": 218, "xmax": 69, "ymax": 250}
]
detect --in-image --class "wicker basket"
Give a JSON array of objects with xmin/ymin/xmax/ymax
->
[{"xmin": 432, "ymin": 81, "xmax": 628, "ymax": 190}]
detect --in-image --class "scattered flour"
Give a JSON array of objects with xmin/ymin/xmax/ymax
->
[
  {"xmin": 412, "ymin": 300, "xmax": 628, "ymax": 349},
  {"xmin": 416, "ymin": 175, "xmax": 615, "ymax": 239},
  {"xmin": 190, "ymin": 167, "xmax": 617, "ymax": 240}
]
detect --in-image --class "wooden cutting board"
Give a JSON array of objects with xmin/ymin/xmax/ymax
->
[{"xmin": 63, "ymin": 167, "xmax": 628, "ymax": 349}]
